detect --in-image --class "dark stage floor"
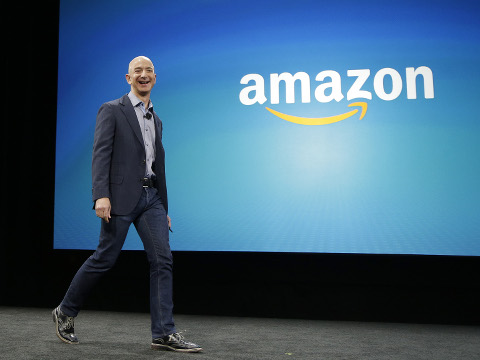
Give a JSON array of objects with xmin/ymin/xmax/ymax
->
[{"xmin": 1, "ymin": 307, "xmax": 479, "ymax": 359}]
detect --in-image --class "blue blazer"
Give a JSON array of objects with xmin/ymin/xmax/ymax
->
[{"xmin": 91, "ymin": 94, "xmax": 168, "ymax": 215}]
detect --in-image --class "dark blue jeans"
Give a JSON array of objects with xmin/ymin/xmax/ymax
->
[{"xmin": 61, "ymin": 187, "xmax": 176, "ymax": 338}]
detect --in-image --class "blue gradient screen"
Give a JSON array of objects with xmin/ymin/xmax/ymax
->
[{"xmin": 54, "ymin": 0, "xmax": 480, "ymax": 255}]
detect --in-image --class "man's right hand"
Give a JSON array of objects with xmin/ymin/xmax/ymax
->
[{"xmin": 95, "ymin": 197, "xmax": 111, "ymax": 223}]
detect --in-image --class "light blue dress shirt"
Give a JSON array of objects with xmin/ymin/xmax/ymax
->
[{"xmin": 128, "ymin": 91, "xmax": 156, "ymax": 178}]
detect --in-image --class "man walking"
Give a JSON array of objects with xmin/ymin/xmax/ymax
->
[{"xmin": 52, "ymin": 56, "xmax": 202, "ymax": 353}]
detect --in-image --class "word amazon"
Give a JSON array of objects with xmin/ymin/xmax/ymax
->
[{"xmin": 239, "ymin": 66, "xmax": 434, "ymax": 125}]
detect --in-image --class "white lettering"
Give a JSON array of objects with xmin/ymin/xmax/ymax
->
[
  {"xmin": 347, "ymin": 69, "xmax": 372, "ymax": 100},
  {"xmin": 406, "ymin": 66, "xmax": 435, "ymax": 99},
  {"xmin": 374, "ymin": 68, "xmax": 402, "ymax": 101},
  {"xmin": 270, "ymin": 72, "xmax": 311, "ymax": 104},
  {"xmin": 239, "ymin": 66, "xmax": 434, "ymax": 105},
  {"xmin": 239, "ymin": 74, "xmax": 267, "ymax": 105},
  {"xmin": 314, "ymin": 70, "xmax": 344, "ymax": 103}
]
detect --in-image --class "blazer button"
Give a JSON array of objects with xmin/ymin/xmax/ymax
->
[{"xmin": 142, "ymin": 160, "xmax": 146, "ymax": 164}]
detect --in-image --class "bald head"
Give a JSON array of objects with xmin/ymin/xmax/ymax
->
[
  {"xmin": 126, "ymin": 56, "xmax": 156, "ymax": 99},
  {"xmin": 128, "ymin": 56, "xmax": 154, "ymax": 74}
]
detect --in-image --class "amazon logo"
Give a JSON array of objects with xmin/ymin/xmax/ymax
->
[{"xmin": 239, "ymin": 67, "xmax": 434, "ymax": 125}]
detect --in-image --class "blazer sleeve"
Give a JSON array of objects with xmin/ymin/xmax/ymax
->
[
  {"xmin": 92, "ymin": 102, "xmax": 116, "ymax": 203},
  {"xmin": 154, "ymin": 113, "xmax": 168, "ymax": 214}
]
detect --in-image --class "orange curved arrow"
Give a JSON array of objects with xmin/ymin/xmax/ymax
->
[{"xmin": 265, "ymin": 102, "xmax": 368, "ymax": 125}]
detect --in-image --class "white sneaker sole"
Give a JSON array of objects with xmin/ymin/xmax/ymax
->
[{"xmin": 151, "ymin": 343, "xmax": 202, "ymax": 353}]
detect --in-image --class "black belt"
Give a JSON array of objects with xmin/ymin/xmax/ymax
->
[{"xmin": 141, "ymin": 177, "xmax": 156, "ymax": 188}]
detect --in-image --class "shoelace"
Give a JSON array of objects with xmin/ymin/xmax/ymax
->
[
  {"xmin": 61, "ymin": 316, "xmax": 75, "ymax": 331},
  {"xmin": 169, "ymin": 331, "xmax": 187, "ymax": 344}
]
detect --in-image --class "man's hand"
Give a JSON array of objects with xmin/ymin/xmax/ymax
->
[
  {"xmin": 95, "ymin": 197, "xmax": 111, "ymax": 223},
  {"xmin": 167, "ymin": 215, "xmax": 172, "ymax": 230}
]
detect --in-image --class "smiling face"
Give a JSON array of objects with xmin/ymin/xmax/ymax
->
[{"xmin": 126, "ymin": 56, "xmax": 156, "ymax": 98}]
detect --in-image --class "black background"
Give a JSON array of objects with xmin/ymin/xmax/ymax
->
[{"xmin": 2, "ymin": 1, "xmax": 479, "ymax": 325}]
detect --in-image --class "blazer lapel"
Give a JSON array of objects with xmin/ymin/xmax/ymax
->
[
  {"xmin": 119, "ymin": 94, "xmax": 144, "ymax": 147},
  {"xmin": 153, "ymin": 111, "xmax": 163, "ymax": 148}
]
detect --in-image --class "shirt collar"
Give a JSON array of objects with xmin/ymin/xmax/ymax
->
[{"xmin": 128, "ymin": 91, "xmax": 153, "ymax": 111}]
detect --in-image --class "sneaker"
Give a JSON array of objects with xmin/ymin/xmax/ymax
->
[
  {"xmin": 52, "ymin": 305, "xmax": 79, "ymax": 344},
  {"xmin": 151, "ymin": 332, "xmax": 202, "ymax": 353}
]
